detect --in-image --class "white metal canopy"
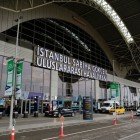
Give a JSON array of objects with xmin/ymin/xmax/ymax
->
[{"xmin": 0, "ymin": 0, "xmax": 134, "ymax": 45}]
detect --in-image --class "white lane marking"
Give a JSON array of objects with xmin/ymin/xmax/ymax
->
[
  {"xmin": 119, "ymin": 131, "xmax": 140, "ymax": 140},
  {"xmin": 42, "ymin": 124, "xmax": 118, "ymax": 140}
]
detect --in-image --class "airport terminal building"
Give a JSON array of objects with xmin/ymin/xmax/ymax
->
[{"xmin": 0, "ymin": 0, "xmax": 140, "ymax": 111}]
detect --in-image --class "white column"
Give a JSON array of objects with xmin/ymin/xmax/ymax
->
[
  {"xmin": 137, "ymin": 88, "xmax": 140, "ymax": 107},
  {"xmin": 20, "ymin": 100, "xmax": 23, "ymax": 115},
  {"xmin": 120, "ymin": 84, "xmax": 124, "ymax": 106},
  {"xmin": 94, "ymin": 80, "xmax": 100, "ymax": 102},
  {"xmin": 29, "ymin": 100, "xmax": 31, "ymax": 115},
  {"xmin": 50, "ymin": 70, "xmax": 58, "ymax": 101}
]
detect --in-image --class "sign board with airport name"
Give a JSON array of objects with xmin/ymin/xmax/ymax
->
[{"xmin": 33, "ymin": 47, "xmax": 107, "ymax": 81}]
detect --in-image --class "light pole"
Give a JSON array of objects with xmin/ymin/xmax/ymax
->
[
  {"xmin": 90, "ymin": 80, "xmax": 93, "ymax": 120},
  {"xmin": 112, "ymin": 60, "xmax": 117, "ymax": 118},
  {"xmin": 9, "ymin": 16, "xmax": 22, "ymax": 129},
  {"xmin": 112, "ymin": 60, "xmax": 115, "ymax": 83}
]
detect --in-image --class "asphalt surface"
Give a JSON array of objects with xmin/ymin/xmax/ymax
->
[
  {"xmin": 61, "ymin": 120, "xmax": 140, "ymax": 140},
  {"xmin": 1, "ymin": 115, "xmax": 140, "ymax": 140}
]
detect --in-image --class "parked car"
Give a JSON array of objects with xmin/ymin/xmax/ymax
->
[
  {"xmin": 124, "ymin": 106, "xmax": 137, "ymax": 111},
  {"xmin": 136, "ymin": 107, "xmax": 140, "ymax": 116},
  {"xmin": 109, "ymin": 106, "xmax": 125, "ymax": 115},
  {"xmin": 45, "ymin": 108, "xmax": 75, "ymax": 117}
]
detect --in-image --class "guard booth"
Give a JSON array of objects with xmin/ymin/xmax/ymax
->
[
  {"xmin": 28, "ymin": 92, "xmax": 44, "ymax": 115},
  {"xmin": 20, "ymin": 92, "xmax": 44, "ymax": 116}
]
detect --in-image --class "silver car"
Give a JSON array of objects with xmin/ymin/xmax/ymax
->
[{"xmin": 136, "ymin": 107, "xmax": 140, "ymax": 116}]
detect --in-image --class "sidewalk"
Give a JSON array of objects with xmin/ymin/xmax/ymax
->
[{"xmin": 0, "ymin": 112, "xmax": 133, "ymax": 135}]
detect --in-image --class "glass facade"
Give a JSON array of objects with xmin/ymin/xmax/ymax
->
[{"xmin": 0, "ymin": 18, "xmax": 112, "ymax": 99}]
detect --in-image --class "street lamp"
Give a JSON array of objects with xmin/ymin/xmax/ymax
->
[
  {"xmin": 9, "ymin": 16, "xmax": 22, "ymax": 129},
  {"xmin": 90, "ymin": 80, "xmax": 93, "ymax": 120},
  {"xmin": 112, "ymin": 60, "xmax": 117, "ymax": 119},
  {"xmin": 112, "ymin": 60, "xmax": 115, "ymax": 83}
]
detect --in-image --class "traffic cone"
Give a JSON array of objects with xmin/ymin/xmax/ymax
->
[
  {"xmin": 10, "ymin": 126, "xmax": 15, "ymax": 140},
  {"xmin": 59, "ymin": 122, "xmax": 64, "ymax": 138}
]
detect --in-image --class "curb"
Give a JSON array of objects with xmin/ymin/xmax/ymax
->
[
  {"xmin": 0, "ymin": 120, "xmax": 94, "ymax": 136},
  {"xmin": 0, "ymin": 113, "xmax": 134, "ymax": 136},
  {"xmin": 17, "ymin": 120, "xmax": 95, "ymax": 133}
]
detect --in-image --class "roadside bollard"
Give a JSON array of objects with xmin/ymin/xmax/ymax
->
[
  {"xmin": 130, "ymin": 110, "xmax": 134, "ymax": 122},
  {"xmin": 10, "ymin": 126, "xmax": 15, "ymax": 140},
  {"xmin": 112, "ymin": 117, "xmax": 117, "ymax": 125},
  {"xmin": 0, "ymin": 112, "xmax": 2, "ymax": 119},
  {"xmin": 112, "ymin": 112, "xmax": 117, "ymax": 125},
  {"xmin": 34, "ymin": 111, "xmax": 38, "ymax": 117}
]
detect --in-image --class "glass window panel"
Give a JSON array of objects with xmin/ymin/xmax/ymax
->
[
  {"xmin": 86, "ymin": 79, "xmax": 92, "ymax": 96},
  {"xmin": 43, "ymin": 69, "xmax": 50, "ymax": 96},
  {"xmin": 1, "ymin": 57, "xmax": 7, "ymax": 95},
  {"xmin": 62, "ymin": 82, "xmax": 66, "ymax": 97},
  {"xmin": 79, "ymin": 78, "xmax": 86, "ymax": 97},
  {"xmin": 58, "ymin": 77, "xmax": 63, "ymax": 97},
  {"xmin": 22, "ymin": 62, "xmax": 31, "ymax": 92},
  {"xmin": 0, "ymin": 56, "xmax": 3, "ymax": 83},
  {"xmin": 31, "ymin": 66, "xmax": 43, "ymax": 93},
  {"xmin": 72, "ymin": 81, "xmax": 79, "ymax": 97}
]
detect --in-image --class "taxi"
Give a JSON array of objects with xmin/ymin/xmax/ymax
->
[{"xmin": 109, "ymin": 106, "xmax": 125, "ymax": 115}]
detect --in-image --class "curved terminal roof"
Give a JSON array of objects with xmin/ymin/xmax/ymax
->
[{"xmin": 0, "ymin": 0, "xmax": 140, "ymax": 81}]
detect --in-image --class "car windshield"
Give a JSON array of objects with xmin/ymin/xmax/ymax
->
[{"xmin": 103, "ymin": 103, "xmax": 110, "ymax": 107}]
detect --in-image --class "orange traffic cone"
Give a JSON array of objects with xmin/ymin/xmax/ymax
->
[
  {"xmin": 59, "ymin": 122, "xmax": 64, "ymax": 138},
  {"xmin": 10, "ymin": 126, "xmax": 15, "ymax": 140}
]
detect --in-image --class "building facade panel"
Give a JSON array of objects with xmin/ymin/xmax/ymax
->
[{"xmin": 0, "ymin": 5, "xmax": 139, "ymax": 111}]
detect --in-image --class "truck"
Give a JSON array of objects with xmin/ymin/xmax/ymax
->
[{"xmin": 100, "ymin": 100, "xmax": 120, "ymax": 113}]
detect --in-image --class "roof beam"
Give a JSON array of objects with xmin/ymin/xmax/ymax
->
[
  {"xmin": 15, "ymin": 0, "xmax": 19, "ymax": 11},
  {"xmin": 0, "ymin": 0, "xmax": 135, "ymax": 44},
  {"xmin": 127, "ymin": 43, "xmax": 140, "ymax": 72},
  {"xmin": 53, "ymin": 0, "xmax": 134, "ymax": 44},
  {"xmin": 29, "ymin": 0, "xmax": 33, "ymax": 8}
]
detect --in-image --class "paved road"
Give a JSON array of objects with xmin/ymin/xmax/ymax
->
[
  {"xmin": 0, "ymin": 115, "xmax": 140, "ymax": 140},
  {"xmin": 60, "ymin": 120, "xmax": 140, "ymax": 140}
]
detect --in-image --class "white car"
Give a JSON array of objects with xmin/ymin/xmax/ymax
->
[
  {"xmin": 100, "ymin": 100, "xmax": 120, "ymax": 113},
  {"xmin": 136, "ymin": 107, "xmax": 140, "ymax": 116}
]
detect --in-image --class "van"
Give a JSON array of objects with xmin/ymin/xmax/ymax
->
[{"xmin": 100, "ymin": 100, "xmax": 119, "ymax": 113}]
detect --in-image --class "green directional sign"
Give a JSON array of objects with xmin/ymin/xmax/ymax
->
[
  {"xmin": 109, "ymin": 82, "xmax": 119, "ymax": 89},
  {"xmin": 5, "ymin": 57, "xmax": 14, "ymax": 96},
  {"xmin": 16, "ymin": 59, "xmax": 24, "ymax": 98},
  {"xmin": 109, "ymin": 82, "xmax": 120, "ymax": 98}
]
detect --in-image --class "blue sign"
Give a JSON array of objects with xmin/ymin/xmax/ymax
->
[{"xmin": 28, "ymin": 92, "xmax": 43, "ymax": 100}]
